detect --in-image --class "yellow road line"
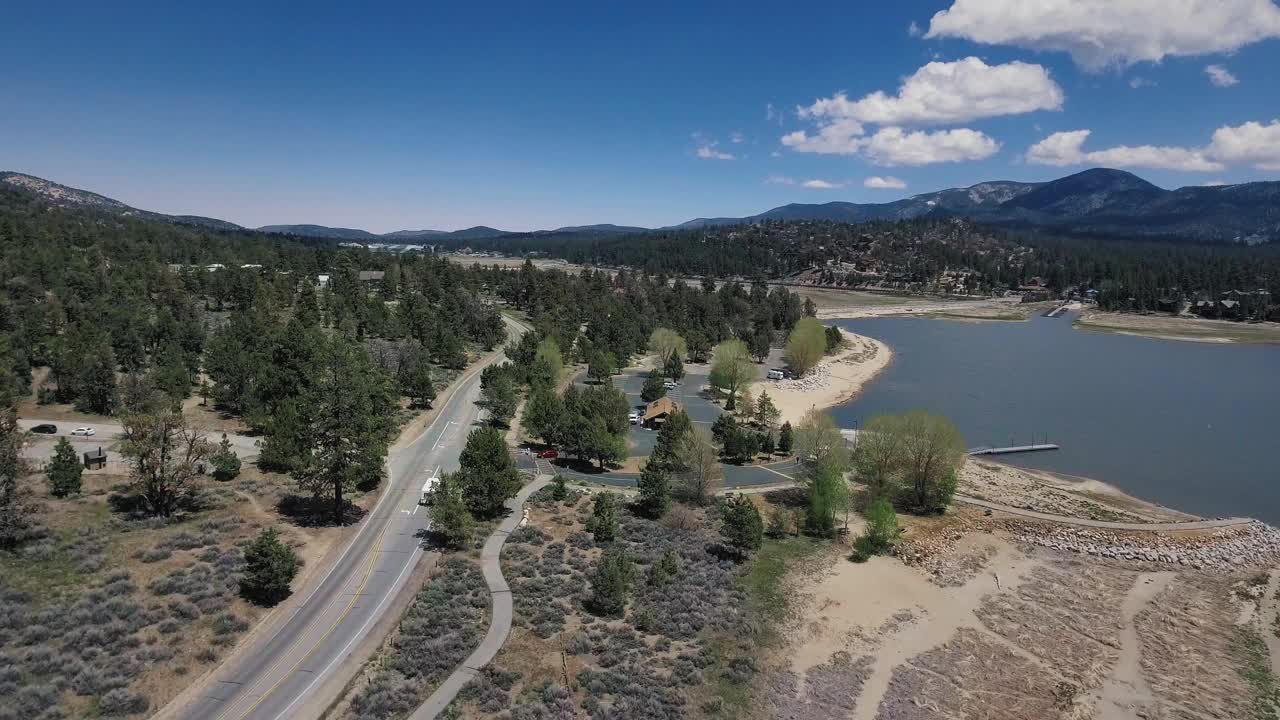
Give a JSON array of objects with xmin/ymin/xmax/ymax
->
[{"xmin": 214, "ymin": 353, "xmax": 498, "ymax": 720}]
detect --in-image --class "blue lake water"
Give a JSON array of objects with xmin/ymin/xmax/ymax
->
[{"xmin": 831, "ymin": 313, "xmax": 1280, "ymax": 524}]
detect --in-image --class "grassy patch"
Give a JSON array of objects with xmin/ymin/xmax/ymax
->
[
  {"xmin": 0, "ymin": 540, "xmax": 87, "ymax": 603},
  {"xmin": 1234, "ymin": 626, "xmax": 1280, "ymax": 720},
  {"xmin": 701, "ymin": 535, "xmax": 829, "ymax": 718}
]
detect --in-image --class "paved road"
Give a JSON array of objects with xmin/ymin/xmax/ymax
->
[
  {"xmin": 410, "ymin": 474, "xmax": 553, "ymax": 720},
  {"xmin": 157, "ymin": 317, "xmax": 526, "ymax": 720},
  {"xmin": 540, "ymin": 456, "xmax": 803, "ymax": 491}
]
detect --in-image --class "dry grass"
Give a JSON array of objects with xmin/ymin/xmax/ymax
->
[
  {"xmin": 1075, "ymin": 311, "xmax": 1280, "ymax": 344},
  {"xmin": 0, "ymin": 460, "xmax": 337, "ymax": 719}
]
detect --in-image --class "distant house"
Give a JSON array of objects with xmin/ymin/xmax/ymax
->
[
  {"xmin": 358, "ymin": 270, "xmax": 386, "ymax": 284},
  {"xmin": 316, "ymin": 274, "xmax": 331, "ymax": 289},
  {"xmin": 642, "ymin": 397, "xmax": 681, "ymax": 427},
  {"xmin": 1219, "ymin": 299, "xmax": 1241, "ymax": 319}
]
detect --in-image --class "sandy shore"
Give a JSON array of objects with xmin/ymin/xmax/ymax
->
[{"xmin": 750, "ymin": 333, "xmax": 893, "ymax": 426}]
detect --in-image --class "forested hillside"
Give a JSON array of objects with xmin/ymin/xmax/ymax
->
[{"xmin": 461, "ymin": 218, "xmax": 1280, "ymax": 316}]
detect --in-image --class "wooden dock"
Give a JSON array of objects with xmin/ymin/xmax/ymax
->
[{"xmin": 968, "ymin": 443, "xmax": 1060, "ymax": 456}]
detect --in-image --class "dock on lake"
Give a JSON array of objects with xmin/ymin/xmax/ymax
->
[{"xmin": 968, "ymin": 443, "xmax": 1060, "ymax": 456}]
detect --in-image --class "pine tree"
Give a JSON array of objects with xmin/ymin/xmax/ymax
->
[
  {"xmin": 240, "ymin": 527, "xmax": 300, "ymax": 606},
  {"xmin": 720, "ymin": 495, "xmax": 764, "ymax": 557},
  {"xmin": 778, "ymin": 421, "xmax": 794, "ymax": 454},
  {"xmin": 588, "ymin": 547, "xmax": 634, "ymax": 616},
  {"xmin": 430, "ymin": 473, "xmax": 475, "ymax": 549},
  {"xmin": 46, "ymin": 437, "xmax": 82, "ymax": 497},
  {"xmin": 640, "ymin": 369, "xmax": 666, "ymax": 403},
  {"xmin": 636, "ymin": 461, "xmax": 671, "ymax": 518},
  {"xmin": 211, "ymin": 433, "xmax": 242, "ymax": 481},
  {"xmin": 457, "ymin": 426, "xmax": 522, "ymax": 518},
  {"xmin": 589, "ymin": 491, "xmax": 618, "ymax": 542}
]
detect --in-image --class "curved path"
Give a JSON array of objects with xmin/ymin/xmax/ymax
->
[
  {"xmin": 409, "ymin": 474, "xmax": 553, "ymax": 720},
  {"xmin": 156, "ymin": 316, "xmax": 527, "ymax": 720},
  {"xmin": 556, "ymin": 458, "xmax": 1254, "ymax": 533}
]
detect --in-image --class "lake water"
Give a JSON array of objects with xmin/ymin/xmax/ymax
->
[{"xmin": 832, "ymin": 313, "xmax": 1280, "ymax": 524}]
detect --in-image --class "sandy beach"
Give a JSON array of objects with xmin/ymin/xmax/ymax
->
[{"xmin": 750, "ymin": 332, "xmax": 893, "ymax": 426}]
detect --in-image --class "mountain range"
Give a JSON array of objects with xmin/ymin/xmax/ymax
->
[{"xmin": 3, "ymin": 168, "xmax": 1278, "ymax": 245}]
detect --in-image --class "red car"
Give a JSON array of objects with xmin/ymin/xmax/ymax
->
[{"xmin": 536, "ymin": 449, "xmax": 559, "ymax": 459}]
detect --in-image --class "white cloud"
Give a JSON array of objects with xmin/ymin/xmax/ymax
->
[
  {"xmin": 864, "ymin": 127, "xmax": 1000, "ymax": 166},
  {"xmin": 1207, "ymin": 120, "xmax": 1280, "ymax": 170},
  {"xmin": 1028, "ymin": 121, "xmax": 1280, "ymax": 172},
  {"xmin": 766, "ymin": 103, "xmax": 784, "ymax": 125},
  {"xmin": 925, "ymin": 0, "xmax": 1280, "ymax": 70},
  {"xmin": 907, "ymin": 20, "xmax": 922, "ymax": 37},
  {"xmin": 1203, "ymin": 180, "xmax": 1229, "ymax": 186},
  {"xmin": 864, "ymin": 176, "xmax": 908, "ymax": 189},
  {"xmin": 1025, "ymin": 129, "xmax": 1224, "ymax": 172},
  {"xmin": 1128, "ymin": 76, "xmax": 1155, "ymax": 89},
  {"xmin": 799, "ymin": 57, "xmax": 1062, "ymax": 127},
  {"xmin": 1205, "ymin": 65, "xmax": 1239, "ymax": 87},
  {"xmin": 781, "ymin": 119, "xmax": 866, "ymax": 155},
  {"xmin": 729, "ymin": 131, "xmax": 746, "ymax": 144},
  {"xmin": 766, "ymin": 174, "xmax": 795, "ymax": 185},
  {"xmin": 801, "ymin": 179, "xmax": 844, "ymax": 189},
  {"xmin": 693, "ymin": 134, "xmax": 735, "ymax": 160}
]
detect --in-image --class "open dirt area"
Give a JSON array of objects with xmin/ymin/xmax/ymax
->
[
  {"xmin": 750, "ymin": 335, "xmax": 893, "ymax": 427},
  {"xmin": 1075, "ymin": 310, "xmax": 1280, "ymax": 344},
  {"xmin": 767, "ymin": 511, "xmax": 1280, "ymax": 720},
  {"xmin": 959, "ymin": 458, "xmax": 1199, "ymax": 525}
]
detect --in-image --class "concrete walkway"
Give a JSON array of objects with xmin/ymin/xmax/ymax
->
[
  {"xmin": 953, "ymin": 494, "xmax": 1253, "ymax": 531},
  {"xmin": 410, "ymin": 474, "xmax": 552, "ymax": 720}
]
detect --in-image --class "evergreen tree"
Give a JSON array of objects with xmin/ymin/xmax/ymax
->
[
  {"xmin": 720, "ymin": 495, "xmax": 764, "ymax": 557},
  {"xmin": 78, "ymin": 346, "xmax": 118, "ymax": 415},
  {"xmin": 481, "ymin": 374, "xmax": 517, "ymax": 427},
  {"xmin": 457, "ymin": 426, "xmax": 522, "ymax": 518},
  {"xmin": 550, "ymin": 474, "xmax": 568, "ymax": 501},
  {"xmin": 664, "ymin": 351, "xmax": 685, "ymax": 381},
  {"xmin": 589, "ymin": 491, "xmax": 618, "ymax": 542},
  {"xmin": 46, "ymin": 437, "xmax": 83, "ymax": 497},
  {"xmin": 210, "ymin": 433, "xmax": 242, "ymax": 481},
  {"xmin": 294, "ymin": 338, "xmax": 397, "ymax": 525},
  {"xmin": 521, "ymin": 384, "xmax": 564, "ymax": 445},
  {"xmin": 640, "ymin": 369, "xmax": 666, "ymax": 403},
  {"xmin": 778, "ymin": 421, "xmax": 794, "ymax": 454},
  {"xmin": 240, "ymin": 527, "xmax": 300, "ymax": 606},
  {"xmin": 647, "ymin": 548, "xmax": 682, "ymax": 587},
  {"xmin": 0, "ymin": 409, "xmax": 30, "ymax": 548},
  {"xmin": 652, "ymin": 410, "xmax": 692, "ymax": 470},
  {"xmin": 430, "ymin": 473, "xmax": 475, "ymax": 549},
  {"xmin": 588, "ymin": 547, "xmax": 634, "ymax": 616},
  {"xmin": 398, "ymin": 347, "xmax": 437, "ymax": 408},
  {"xmin": 635, "ymin": 461, "xmax": 671, "ymax": 518},
  {"xmin": 749, "ymin": 326, "xmax": 772, "ymax": 363}
]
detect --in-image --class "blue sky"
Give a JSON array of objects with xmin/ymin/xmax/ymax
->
[{"xmin": 3, "ymin": 1, "xmax": 1279, "ymax": 232}]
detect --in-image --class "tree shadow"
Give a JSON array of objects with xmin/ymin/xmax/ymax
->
[{"xmin": 276, "ymin": 494, "xmax": 367, "ymax": 527}]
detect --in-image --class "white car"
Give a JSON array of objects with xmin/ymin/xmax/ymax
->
[
  {"xmin": 663, "ymin": 380, "xmax": 678, "ymax": 390},
  {"xmin": 628, "ymin": 410, "xmax": 641, "ymax": 425},
  {"xmin": 70, "ymin": 427, "xmax": 95, "ymax": 437}
]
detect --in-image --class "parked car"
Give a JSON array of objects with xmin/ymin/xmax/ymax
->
[
  {"xmin": 30, "ymin": 424, "xmax": 57, "ymax": 434},
  {"xmin": 628, "ymin": 410, "xmax": 641, "ymax": 425},
  {"xmin": 663, "ymin": 380, "xmax": 678, "ymax": 390},
  {"xmin": 70, "ymin": 427, "xmax": 95, "ymax": 437},
  {"xmin": 537, "ymin": 449, "xmax": 559, "ymax": 459},
  {"xmin": 766, "ymin": 368, "xmax": 785, "ymax": 380}
]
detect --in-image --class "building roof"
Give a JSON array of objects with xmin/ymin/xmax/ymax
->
[
  {"xmin": 358, "ymin": 270, "xmax": 386, "ymax": 282},
  {"xmin": 643, "ymin": 397, "xmax": 679, "ymax": 422}
]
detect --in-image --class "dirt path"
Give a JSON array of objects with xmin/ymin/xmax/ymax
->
[
  {"xmin": 954, "ymin": 494, "xmax": 1252, "ymax": 531},
  {"xmin": 814, "ymin": 537, "xmax": 1038, "ymax": 720},
  {"xmin": 1092, "ymin": 572, "xmax": 1175, "ymax": 719},
  {"xmin": 1264, "ymin": 570, "xmax": 1280, "ymax": 677}
]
